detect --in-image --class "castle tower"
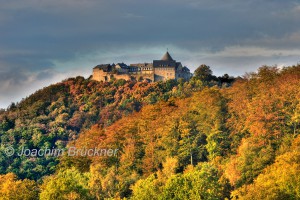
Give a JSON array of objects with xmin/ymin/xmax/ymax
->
[
  {"xmin": 161, "ymin": 51, "xmax": 174, "ymax": 61},
  {"xmin": 153, "ymin": 52, "xmax": 177, "ymax": 81}
]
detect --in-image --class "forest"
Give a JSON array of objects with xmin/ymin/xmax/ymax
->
[{"xmin": 0, "ymin": 64, "xmax": 300, "ymax": 199}]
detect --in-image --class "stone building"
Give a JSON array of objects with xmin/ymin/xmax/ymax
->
[{"xmin": 92, "ymin": 52, "xmax": 191, "ymax": 82}]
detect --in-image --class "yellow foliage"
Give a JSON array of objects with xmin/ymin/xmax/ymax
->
[
  {"xmin": 0, "ymin": 173, "xmax": 38, "ymax": 200},
  {"xmin": 232, "ymin": 135, "xmax": 300, "ymax": 199}
]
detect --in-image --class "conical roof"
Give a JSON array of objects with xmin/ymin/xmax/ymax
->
[{"xmin": 161, "ymin": 51, "xmax": 174, "ymax": 61}]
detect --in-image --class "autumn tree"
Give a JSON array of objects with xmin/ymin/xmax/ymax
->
[
  {"xmin": 0, "ymin": 173, "xmax": 39, "ymax": 200},
  {"xmin": 231, "ymin": 135, "xmax": 300, "ymax": 199}
]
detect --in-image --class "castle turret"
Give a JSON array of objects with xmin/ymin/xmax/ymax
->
[{"xmin": 161, "ymin": 51, "xmax": 174, "ymax": 61}]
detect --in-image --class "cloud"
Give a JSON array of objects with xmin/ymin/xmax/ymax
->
[
  {"xmin": 0, "ymin": 0, "xmax": 300, "ymax": 108},
  {"xmin": 0, "ymin": 65, "xmax": 89, "ymax": 109},
  {"xmin": 0, "ymin": 68, "xmax": 59, "ymax": 108}
]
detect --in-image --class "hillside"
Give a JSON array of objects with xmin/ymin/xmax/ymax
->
[
  {"xmin": 1, "ymin": 65, "xmax": 300, "ymax": 199},
  {"xmin": 0, "ymin": 75, "xmax": 198, "ymax": 180}
]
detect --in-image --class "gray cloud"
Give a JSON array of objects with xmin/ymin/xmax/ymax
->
[{"xmin": 0, "ymin": 0, "xmax": 300, "ymax": 108}]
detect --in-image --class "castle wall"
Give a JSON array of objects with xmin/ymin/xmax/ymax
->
[
  {"xmin": 114, "ymin": 74, "xmax": 132, "ymax": 81},
  {"xmin": 92, "ymin": 68, "xmax": 154, "ymax": 82},
  {"xmin": 92, "ymin": 68, "xmax": 132, "ymax": 82},
  {"xmin": 92, "ymin": 68, "xmax": 107, "ymax": 82},
  {"xmin": 136, "ymin": 73, "xmax": 155, "ymax": 82},
  {"xmin": 154, "ymin": 67, "xmax": 176, "ymax": 81}
]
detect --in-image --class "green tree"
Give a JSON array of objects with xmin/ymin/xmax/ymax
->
[
  {"xmin": 193, "ymin": 64, "xmax": 213, "ymax": 82},
  {"xmin": 39, "ymin": 168, "xmax": 92, "ymax": 200},
  {"xmin": 162, "ymin": 163, "xmax": 224, "ymax": 200},
  {"xmin": 131, "ymin": 174, "xmax": 160, "ymax": 200}
]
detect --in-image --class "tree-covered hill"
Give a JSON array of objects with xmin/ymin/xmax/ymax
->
[
  {"xmin": 64, "ymin": 65, "xmax": 300, "ymax": 199},
  {"xmin": 1, "ymin": 65, "xmax": 300, "ymax": 199},
  {"xmin": 0, "ymin": 76, "xmax": 197, "ymax": 180}
]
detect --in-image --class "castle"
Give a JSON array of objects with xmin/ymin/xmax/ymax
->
[{"xmin": 92, "ymin": 52, "xmax": 191, "ymax": 82}]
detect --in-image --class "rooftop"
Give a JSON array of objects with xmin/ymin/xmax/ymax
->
[{"xmin": 161, "ymin": 51, "xmax": 174, "ymax": 61}]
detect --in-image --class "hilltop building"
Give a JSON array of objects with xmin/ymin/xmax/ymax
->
[{"xmin": 92, "ymin": 52, "xmax": 191, "ymax": 82}]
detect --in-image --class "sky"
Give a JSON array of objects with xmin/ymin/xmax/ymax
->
[{"xmin": 1, "ymin": 0, "xmax": 300, "ymax": 109}]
